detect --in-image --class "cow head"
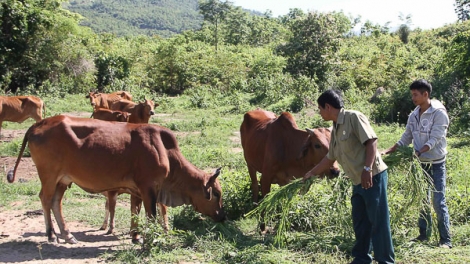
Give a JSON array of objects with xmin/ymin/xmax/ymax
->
[
  {"xmin": 299, "ymin": 128, "xmax": 340, "ymax": 178},
  {"xmin": 138, "ymin": 99, "xmax": 155, "ymax": 122},
  {"xmin": 86, "ymin": 92, "xmax": 101, "ymax": 107},
  {"xmin": 193, "ymin": 167, "xmax": 226, "ymax": 222}
]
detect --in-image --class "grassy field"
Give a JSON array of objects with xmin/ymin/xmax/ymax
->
[{"xmin": 0, "ymin": 93, "xmax": 469, "ymax": 263}]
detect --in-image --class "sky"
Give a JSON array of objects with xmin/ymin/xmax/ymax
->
[{"xmin": 232, "ymin": 0, "xmax": 458, "ymax": 30}]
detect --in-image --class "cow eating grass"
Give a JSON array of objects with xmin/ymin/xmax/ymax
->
[
  {"xmin": 7, "ymin": 115, "xmax": 226, "ymax": 244},
  {"xmin": 240, "ymin": 109, "xmax": 340, "ymax": 231}
]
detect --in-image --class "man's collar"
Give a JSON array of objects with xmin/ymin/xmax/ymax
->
[{"xmin": 337, "ymin": 108, "xmax": 346, "ymax": 124}]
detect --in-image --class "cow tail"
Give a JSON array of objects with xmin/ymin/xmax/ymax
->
[
  {"xmin": 6, "ymin": 126, "xmax": 31, "ymax": 183},
  {"xmin": 42, "ymin": 102, "xmax": 46, "ymax": 119}
]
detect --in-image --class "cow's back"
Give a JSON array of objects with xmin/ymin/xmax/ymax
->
[
  {"xmin": 93, "ymin": 108, "xmax": 129, "ymax": 122},
  {"xmin": 110, "ymin": 99, "xmax": 136, "ymax": 111},
  {"xmin": 112, "ymin": 91, "xmax": 133, "ymax": 101}
]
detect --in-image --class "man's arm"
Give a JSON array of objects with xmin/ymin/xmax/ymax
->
[
  {"xmin": 303, "ymin": 156, "xmax": 336, "ymax": 181},
  {"xmin": 362, "ymin": 138, "xmax": 376, "ymax": 189}
]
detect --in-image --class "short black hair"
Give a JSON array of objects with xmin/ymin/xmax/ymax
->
[
  {"xmin": 410, "ymin": 79, "xmax": 432, "ymax": 95},
  {"xmin": 317, "ymin": 89, "xmax": 344, "ymax": 109}
]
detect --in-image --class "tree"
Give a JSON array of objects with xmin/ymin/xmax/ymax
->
[
  {"xmin": 223, "ymin": 6, "xmax": 250, "ymax": 45},
  {"xmin": 198, "ymin": 0, "xmax": 232, "ymax": 51},
  {"xmin": 0, "ymin": 0, "xmax": 82, "ymax": 92},
  {"xmin": 277, "ymin": 11, "xmax": 347, "ymax": 88},
  {"xmin": 397, "ymin": 13, "xmax": 412, "ymax": 44},
  {"xmin": 455, "ymin": 0, "xmax": 470, "ymax": 21}
]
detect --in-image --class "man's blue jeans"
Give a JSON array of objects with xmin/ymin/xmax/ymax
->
[
  {"xmin": 351, "ymin": 170, "xmax": 395, "ymax": 264},
  {"xmin": 419, "ymin": 161, "xmax": 452, "ymax": 246}
]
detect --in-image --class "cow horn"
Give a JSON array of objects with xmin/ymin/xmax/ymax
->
[
  {"xmin": 210, "ymin": 167, "xmax": 222, "ymax": 182},
  {"xmin": 305, "ymin": 128, "xmax": 315, "ymax": 136}
]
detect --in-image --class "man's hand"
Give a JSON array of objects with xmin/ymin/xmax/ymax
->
[
  {"xmin": 361, "ymin": 170, "xmax": 373, "ymax": 189},
  {"xmin": 303, "ymin": 172, "xmax": 314, "ymax": 182},
  {"xmin": 381, "ymin": 145, "xmax": 397, "ymax": 156}
]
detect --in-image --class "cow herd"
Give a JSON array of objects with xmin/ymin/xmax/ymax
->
[{"xmin": 2, "ymin": 92, "xmax": 337, "ymax": 245}]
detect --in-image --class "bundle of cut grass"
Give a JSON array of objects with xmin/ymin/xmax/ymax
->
[
  {"xmin": 384, "ymin": 146, "xmax": 436, "ymax": 235},
  {"xmin": 245, "ymin": 176, "xmax": 316, "ymax": 247}
]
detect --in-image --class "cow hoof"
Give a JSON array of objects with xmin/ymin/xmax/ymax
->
[
  {"xmin": 106, "ymin": 229, "xmax": 113, "ymax": 235},
  {"xmin": 48, "ymin": 236, "xmax": 59, "ymax": 243},
  {"xmin": 65, "ymin": 236, "xmax": 78, "ymax": 244},
  {"xmin": 99, "ymin": 226, "xmax": 107, "ymax": 231}
]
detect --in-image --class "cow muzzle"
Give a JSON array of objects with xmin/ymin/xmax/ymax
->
[
  {"xmin": 213, "ymin": 210, "xmax": 227, "ymax": 222},
  {"xmin": 329, "ymin": 167, "xmax": 341, "ymax": 178}
]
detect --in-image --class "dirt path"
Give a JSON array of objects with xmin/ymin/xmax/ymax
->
[
  {"xmin": 0, "ymin": 209, "xmax": 133, "ymax": 264},
  {"xmin": 0, "ymin": 124, "xmax": 134, "ymax": 263}
]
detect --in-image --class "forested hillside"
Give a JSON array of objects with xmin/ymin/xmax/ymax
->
[
  {"xmin": 2, "ymin": 0, "xmax": 470, "ymax": 133},
  {"xmin": 63, "ymin": 0, "xmax": 203, "ymax": 37}
]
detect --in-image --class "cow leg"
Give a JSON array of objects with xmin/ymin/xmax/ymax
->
[
  {"xmin": 0, "ymin": 121, "xmax": 3, "ymax": 137},
  {"xmin": 130, "ymin": 194, "xmax": 143, "ymax": 244},
  {"xmin": 259, "ymin": 173, "xmax": 273, "ymax": 202},
  {"xmin": 248, "ymin": 165, "xmax": 259, "ymax": 204},
  {"xmin": 101, "ymin": 191, "xmax": 118, "ymax": 234},
  {"xmin": 51, "ymin": 183, "xmax": 77, "ymax": 244},
  {"xmin": 39, "ymin": 187, "xmax": 58, "ymax": 243},
  {"xmin": 100, "ymin": 192, "xmax": 110, "ymax": 231},
  {"xmin": 259, "ymin": 174, "xmax": 273, "ymax": 233},
  {"xmin": 157, "ymin": 203, "xmax": 168, "ymax": 232}
]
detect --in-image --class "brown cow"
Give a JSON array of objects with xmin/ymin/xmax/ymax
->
[
  {"xmin": 0, "ymin": 96, "xmax": 45, "ymax": 135},
  {"xmin": 92, "ymin": 108, "xmax": 130, "ymax": 122},
  {"xmin": 86, "ymin": 91, "xmax": 133, "ymax": 110},
  {"xmin": 240, "ymin": 109, "xmax": 340, "ymax": 203},
  {"xmin": 92, "ymin": 100, "xmax": 155, "ymax": 234},
  {"xmin": 7, "ymin": 115, "xmax": 225, "ymax": 244}
]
